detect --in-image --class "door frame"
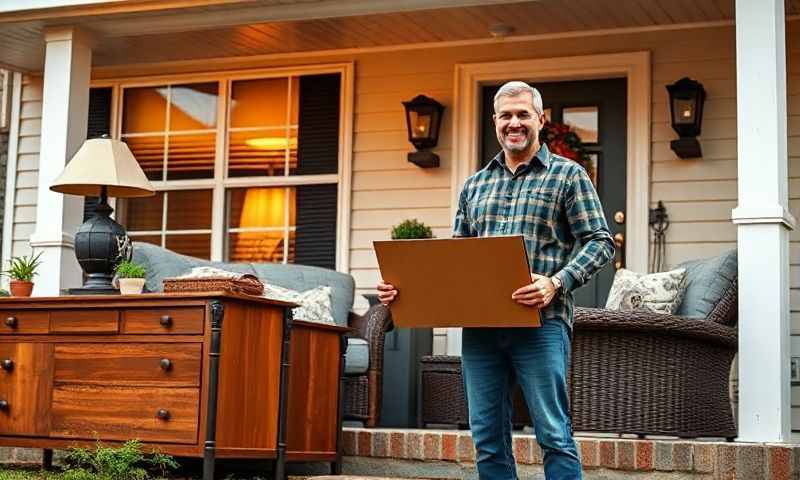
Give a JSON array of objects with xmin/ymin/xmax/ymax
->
[{"xmin": 448, "ymin": 51, "xmax": 651, "ymax": 354}]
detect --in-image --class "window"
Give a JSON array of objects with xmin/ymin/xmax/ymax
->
[{"xmin": 110, "ymin": 70, "xmax": 343, "ymax": 269}]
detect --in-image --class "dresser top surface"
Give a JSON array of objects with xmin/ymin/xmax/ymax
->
[{"xmin": 0, "ymin": 291, "xmax": 297, "ymax": 308}]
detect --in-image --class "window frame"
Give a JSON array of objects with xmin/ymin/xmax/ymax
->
[{"xmin": 94, "ymin": 63, "xmax": 353, "ymax": 270}]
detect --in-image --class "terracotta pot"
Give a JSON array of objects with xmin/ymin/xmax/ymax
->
[
  {"xmin": 9, "ymin": 280, "xmax": 33, "ymax": 297},
  {"xmin": 119, "ymin": 278, "xmax": 146, "ymax": 295}
]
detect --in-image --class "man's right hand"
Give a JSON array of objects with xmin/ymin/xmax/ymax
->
[{"xmin": 377, "ymin": 281, "xmax": 398, "ymax": 306}]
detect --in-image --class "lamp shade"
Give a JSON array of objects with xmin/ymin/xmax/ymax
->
[{"xmin": 50, "ymin": 137, "xmax": 155, "ymax": 198}]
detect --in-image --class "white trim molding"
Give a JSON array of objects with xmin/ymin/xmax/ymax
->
[
  {"xmin": 1, "ymin": 72, "xmax": 22, "ymax": 288},
  {"xmin": 448, "ymin": 51, "xmax": 651, "ymax": 355}
]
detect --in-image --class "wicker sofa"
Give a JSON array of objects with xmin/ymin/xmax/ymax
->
[
  {"xmin": 420, "ymin": 251, "xmax": 739, "ymax": 439},
  {"xmin": 131, "ymin": 242, "xmax": 394, "ymax": 427}
]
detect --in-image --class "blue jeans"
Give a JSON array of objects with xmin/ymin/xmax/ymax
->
[{"xmin": 461, "ymin": 320, "xmax": 582, "ymax": 480}]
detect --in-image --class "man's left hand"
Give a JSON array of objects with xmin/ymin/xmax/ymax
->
[{"xmin": 512, "ymin": 273, "xmax": 557, "ymax": 308}]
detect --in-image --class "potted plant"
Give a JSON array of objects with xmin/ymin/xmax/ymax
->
[
  {"xmin": 3, "ymin": 251, "xmax": 43, "ymax": 297},
  {"xmin": 115, "ymin": 260, "xmax": 147, "ymax": 295},
  {"xmin": 391, "ymin": 218, "xmax": 434, "ymax": 240}
]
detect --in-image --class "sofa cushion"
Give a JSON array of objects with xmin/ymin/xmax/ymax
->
[
  {"xmin": 345, "ymin": 338, "xmax": 369, "ymax": 375},
  {"xmin": 675, "ymin": 248, "xmax": 738, "ymax": 320},
  {"xmin": 132, "ymin": 242, "xmax": 355, "ymax": 327},
  {"xmin": 605, "ymin": 267, "xmax": 687, "ymax": 314}
]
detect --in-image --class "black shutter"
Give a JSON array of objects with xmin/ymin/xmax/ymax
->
[
  {"xmin": 296, "ymin": 74, "xmax": 340, "ymax": 175},
  {"xmin": 292, "ymin": 73, "xmax": 341, "ymax": 268},
  {"xmin": 83, "ymin": 87, "xmax": 112, "ymax": 221},
  {"xmin": 294, "ymin": 184, "xmax": 337, "ymax": 269}
]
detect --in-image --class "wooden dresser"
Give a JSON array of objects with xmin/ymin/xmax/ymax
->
[{"xmin": 0, "ymin": 292, "xmax": 348, "ymax": 480}]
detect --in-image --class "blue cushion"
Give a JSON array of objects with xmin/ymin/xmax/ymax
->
[
  {"xmin": 675, "ymin": 249, "xmax": 737, "ymax": 319},
  {"xmin": 132, "ymin": 242, "xmax": 355, "ymax": 327},
  {"xmin": 345, "ymin": 337, "xmax": 369, "ymax": 375}
]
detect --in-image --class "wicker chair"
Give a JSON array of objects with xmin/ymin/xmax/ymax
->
[
  {"xmin": 570, "ymin": 278, "xmax": 738, "ymax": 439},
  {"xmin": 419, "ymin": 279, "xmax": 738, "ymax": 439},
  {"xmin": 343, "ymin": 304, "xmax": 394, "ymax": 427}
]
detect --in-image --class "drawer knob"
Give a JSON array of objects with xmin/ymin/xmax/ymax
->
[
  {"xmin": 159, "ymin": 358, "xmax": 172, "ymax": 371},
  {"xmin": 1, "ymin": 360, "xmax": 13, "ymax": 372},
  {"xmin": 156, "ymin": 409, "xmax": 170, "ymax": 420},
  {"xmin": 4, "ymin": 316, "xmax": 17, "ymax": 328},
  {"xmin": 159, "ymin": 315, "xmax": 173, "ymax": 327},
  {"xmin": 0, "ymin": 400, "xmax": 8, "ymax": 411}
]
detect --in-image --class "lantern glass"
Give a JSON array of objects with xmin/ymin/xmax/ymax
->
[
  {"xmin": 672, "ymin": 97, "xmax": 696, "ymax": 125},
  {"xmin": 409, "ymin": 109, "xmax": 433, "ymax": 140}
]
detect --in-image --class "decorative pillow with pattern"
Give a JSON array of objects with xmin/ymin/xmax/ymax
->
[
  {"xmin": 262, "ymin": 283, "xmax": 335, "ymax": 325},
  {"xmin": 605, "ymin": 268, "xmax": 687, "ymax": 314}
]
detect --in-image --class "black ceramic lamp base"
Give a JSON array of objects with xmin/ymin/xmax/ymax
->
[{"xmin": 69, "ymin": 189, "xmax": 125, "ymax": 295}]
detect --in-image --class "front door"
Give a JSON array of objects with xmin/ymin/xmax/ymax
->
[{"xmin": 480, "ymin": 78, "xmax": 627, "ymax": 307}]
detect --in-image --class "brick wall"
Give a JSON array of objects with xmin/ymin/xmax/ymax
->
[{"xmin": 344, "ymin": 428, "xmax": 800, "ymax": 480}]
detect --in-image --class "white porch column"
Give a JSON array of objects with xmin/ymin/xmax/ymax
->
[
  {"xmin": 734, "ymin": 0, "xmax": 795, "ymax": 442},
  {"xmin": 29, "ymin": 26, "xmax": 92, "ymax": 296}
]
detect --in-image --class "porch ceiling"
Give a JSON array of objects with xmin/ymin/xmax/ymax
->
[{"xmin": 0, "ymin": 0, "xmax": 798, "ymax": 73}]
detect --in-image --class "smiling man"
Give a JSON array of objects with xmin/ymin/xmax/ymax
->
[{"xmin": 379, "ymin": 81, "xmax": 614, "ymax": 479}]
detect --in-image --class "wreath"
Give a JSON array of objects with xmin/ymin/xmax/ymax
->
[{"xmin": 538, "ymin": 121, "xmax": 595, "ymax": 182}]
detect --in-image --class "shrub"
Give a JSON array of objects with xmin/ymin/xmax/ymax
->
[
  {"xmin": 115, "ymin": 261, "xmax": 146, "ymax": 279},
  {"xmin": 391, "ymin": 219, "xmax": 433, "ymax": 240},
  {"xmin": 60, "ymin": 440, "xmax": 178, "ymax": 480}
]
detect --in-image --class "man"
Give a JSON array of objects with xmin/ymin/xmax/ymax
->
[{"xmin": 378, "ymin": 81, "xmax": 614, "ymax": 480}]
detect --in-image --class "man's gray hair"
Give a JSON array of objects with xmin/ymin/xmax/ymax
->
[{"xmin": 493, "ymin": 81, "xmax": 544, "ymax": 115}]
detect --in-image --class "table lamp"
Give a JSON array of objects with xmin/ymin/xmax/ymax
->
[{"xmin": 50, "ymin": 135, "xmax": 155, "ymax": 294}]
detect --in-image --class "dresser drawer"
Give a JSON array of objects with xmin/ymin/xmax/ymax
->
[
  {"xmin": 51, "ymin": 384, "xmax": 199, "ymax": 444},
  {"xmin": 122, "ymin": 308, "xmax": 204, "ymax": 335},
  {"xmin": 54, "ymin": 343, "xmax": 202, "ymax": 387},
  {"xmin": 50, "ymin": 310, "xmax": 119, "ymax": 334},
  {"xmin": 0, "ymin": 311, "xmax": 49, "ymax": 335}
]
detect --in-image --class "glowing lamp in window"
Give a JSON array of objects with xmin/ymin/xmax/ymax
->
[
  {"xmin": 244, "ymin": 137, "xmax": 298, "ymax": 150},
  {"xmin": 239, "ymin": 188, "xmax": 287, "ymax": 228},
  {"xmin": 666, "ymin": 77, "xmax": 705, "ymax": 159},
  {"xmin": 402, "ymin": 95, "xmax": 444, "ymax": 168}
]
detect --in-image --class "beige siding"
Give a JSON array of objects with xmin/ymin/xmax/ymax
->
[{"xmin": 10, "ymin": 75, "xmax": 41, "ymax": 259}]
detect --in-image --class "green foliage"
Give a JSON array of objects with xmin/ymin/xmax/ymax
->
[
  {"xmin": 58, "ymin": 440, "xmax": 178, "ymax": 480},
  {"xmin": 0, "ymin": 289, "xmax": 9, "ymax": 297},
  {"xmin": 114, "ymin": 261, "xmax": 146, "ymax": 279},
  {"xmin": 3, "ymin": 252, "xmax": 43, "ymax": 282},
  {"xmin": 391, "ymin": 219, "xmax": 434, "ymax": 240}
]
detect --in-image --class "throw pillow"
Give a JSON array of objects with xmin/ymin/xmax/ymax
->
[
  {"xmin": 605, "ymin": 268, "xmax": 687, "ymax": 314},
  {"xmin": 262, "ymin": 283, "xmax": 336, "ymax": 325},
  {"xmin": 675, "ymin": 249, "xmax": 737, "ymax": 320}
]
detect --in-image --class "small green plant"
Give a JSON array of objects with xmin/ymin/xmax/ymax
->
[
  {"xmin": 60, "ymin": 439, "xmax": 178, "ymax": 480},
  {"xmin": 391, "ymin": 219, "xmax": 434, "ymax": 240},
  {"xmin": 3, "ymin": 252, "xmax": 43, "ymax": 282},
  {"xmin": 115, "ymin": 260, "xmax": 146, "ymax": 279}
]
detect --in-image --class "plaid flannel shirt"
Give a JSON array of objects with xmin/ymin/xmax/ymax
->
[{"xmin": 453, "ymin": 143, "xmax": 615, "ymax": 329}]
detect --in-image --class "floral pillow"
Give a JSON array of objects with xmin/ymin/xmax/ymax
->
[
  {"xmin": 262, "ymin": 284, "xmax": 335, "ymax": 325},
  {"xmin": 605, "ymin": 268, "xmax": 687, "ymax": 315}
]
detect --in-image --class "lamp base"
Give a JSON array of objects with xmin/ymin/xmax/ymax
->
[
  {"xmin": 74, "ymin": 188, "xmax": 127, "ymax": 294},
  {"xmin": 670, "ymin": 137, "xmax": 702, "ymax": 159},
  {"xmin": 408, "ymin": 151, "xmax": 440, "ymax": 168}
]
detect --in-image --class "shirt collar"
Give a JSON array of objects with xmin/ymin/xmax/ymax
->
[{"xmin": 488, "ymin": 143, "xmax": 551, "ymax": 172}]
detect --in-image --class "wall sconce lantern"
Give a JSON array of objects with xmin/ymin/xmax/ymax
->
[
  {"xmin": 666, "ymin": 77, "xmax": 706, "ymax": 159},
  {"xmin": 402, "ymin": 95, "xmax": 444, "ymax": 168}
]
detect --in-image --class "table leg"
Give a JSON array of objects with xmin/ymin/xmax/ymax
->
[
  {"xmin": 203, "ymin": 301, "xmax": 225, "ymax": 480},
  {"xmin": 42, "ymin": 449, "xmax": 53, "ymax": 469},
  {"xmin": 274, "ymin": 308, "xmax": 293, "ymax": 480}
]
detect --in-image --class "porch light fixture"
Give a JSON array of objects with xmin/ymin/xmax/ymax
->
[
  {"xmin": 666, "ymin": 77, "xmax": 706, "ymax": 159},
  {"xmin": 402, "ymin": 95, "xmax": 444, "ymax": 168},
  {"xmin": 50, "ymin": 135, "xmax": 155, "ymax": 294}
]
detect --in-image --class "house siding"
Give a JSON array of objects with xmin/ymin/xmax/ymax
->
[
  {"xmin": 10, "ymin": 75, "xmax": 40, "ymax": 260},
  {"xmin": 9, "ymin": 21, "xmax": 800, "ymax": 425}
]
